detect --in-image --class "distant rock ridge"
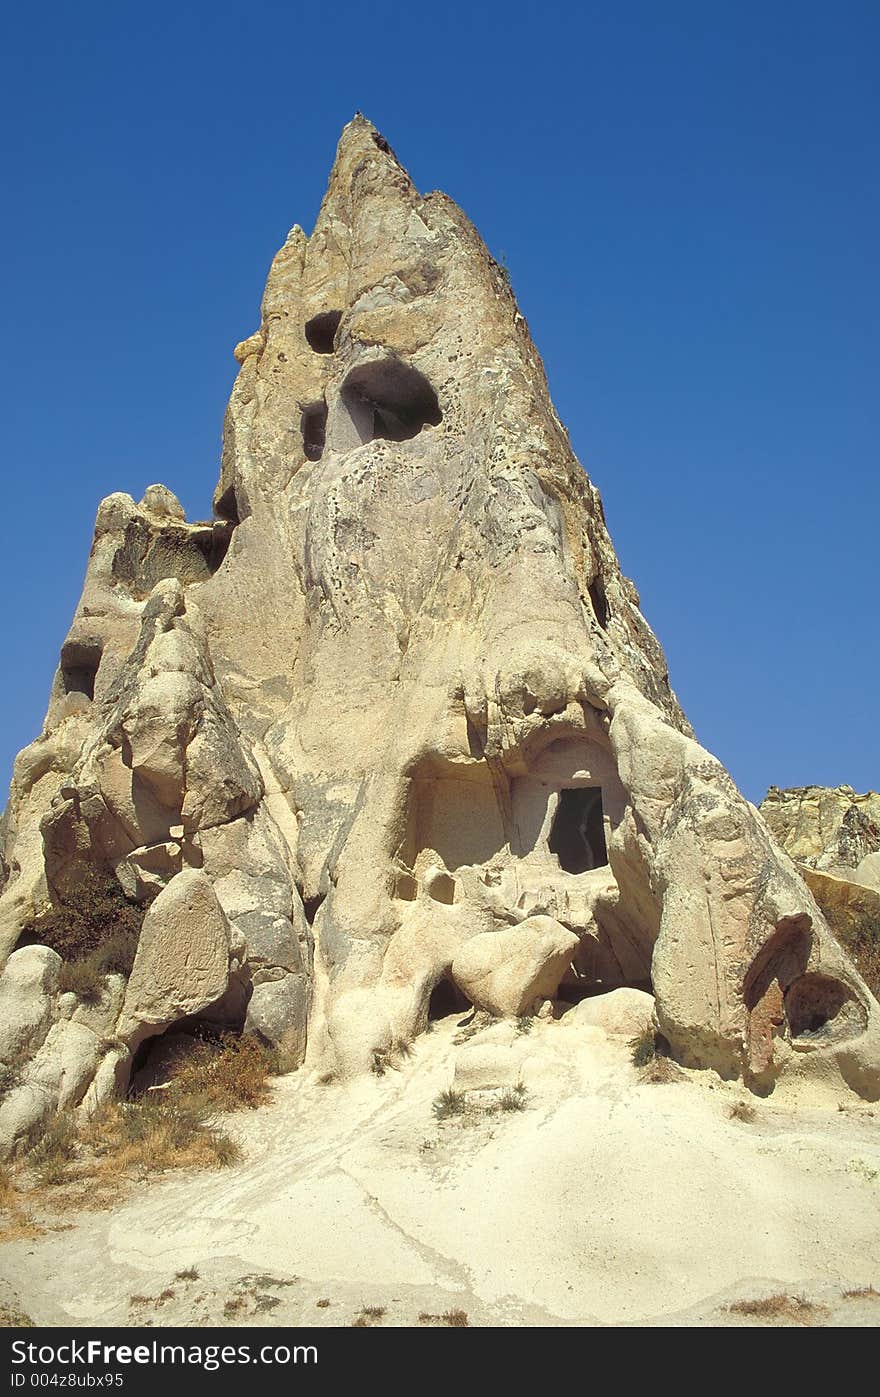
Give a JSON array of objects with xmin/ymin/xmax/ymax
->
[{"xmin": 0, "ymin": 116, "xmax": 878, "ymax": 1155}]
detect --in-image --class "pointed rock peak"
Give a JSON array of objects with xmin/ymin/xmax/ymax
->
[{"xmin": 318, "ymin": 113, "xmax": 414, "ymax": 218}]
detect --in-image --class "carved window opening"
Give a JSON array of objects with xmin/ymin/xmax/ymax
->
[
  {"xmin": 60, "ymin": 639, "xmax": 102, "ymax": 701},
  {"xmin": 549, "ymin": 787, "xmax": 608, "ymax": 874},
  {"xmin": 340, "ymin": 357, "xmax": 442, "ymax": 445},
  {"xmin": 304, "ymin": 310, "xmax": 342, "ymax": 354},
  {"xmin": 301, "ymin": 400, "xmax": 328, "ymax": 461}
]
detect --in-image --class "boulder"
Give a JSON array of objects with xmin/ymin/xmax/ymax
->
[
  {"xmin": 245, "ymin": 972, "xmax": 310, "ymax": 1067},
  {"xmin": 451, "ymin": 916, "xmax": 580, "ymax": 1017},
  {"xmin": 117, "ymin": 868, "xmax": 231, "ymax": 1047},
  {"xmin": 567, "ymin": 987, "xmax": 655, "ymax": 1038},
  {"xmin": 0, "ymin": 945, "xmax": 62, "ymax": 1065}
]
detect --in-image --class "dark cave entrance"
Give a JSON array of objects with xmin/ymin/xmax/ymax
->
[
  {"xmin": 428, "ymin": 976, "xmax": 471, "ymax": 1022},
  {"xmin": 548, "ymin": 787, "xmax": 608, "ymax": 874},
  {"xmin": 304, "ymin": 310, "xmax": 342, "ymax": 354}
]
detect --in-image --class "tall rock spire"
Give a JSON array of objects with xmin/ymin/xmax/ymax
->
[{"xmin": 0, "ymin": 119, "xmax": 877, "ymax": 1154}]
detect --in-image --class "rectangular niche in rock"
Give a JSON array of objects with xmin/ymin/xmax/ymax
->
[{"xmin": 549, "ymin": 787, "xmax": 609, "ymax": 874}]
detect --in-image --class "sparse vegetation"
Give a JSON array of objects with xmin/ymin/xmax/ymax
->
[
  {"xmin": 498, "ymin": 1084, "xmax": 528, "ymax": 1112},
  {"xmin": 639, "ymin": 1056, "xmax": 682, "ymax": 1085},
  {"xmin": 728, "ymin": 1293, "xmax": 823, "ymax": 1325},
  {"xmin": 351, "ymin": 1305, "xmax": 385, "ymax": 1327},
  {"xmin": 843, "ymin": 1285, "xmax": 880, "ymax": 1299},
  {"xmin": 419, "ymin": 1309, "xmax": 470, "ymax": 1326},
  {"xmin": 3, "ymin": 1040, "xmax": 264, "ymax": 1214},
  {"xmin": 164, "ymin": 1032, "xmax": 281, "ymax": 1111},
  {"xmin": 316, "ymin": 1298, "xmax": 330, "ymax": 1308},
  {"xmin": 22, "ymin": 864, "xmax": 143, "ymax": 983},
  {"xmin": 0, "ymin": 1304, "xmax": 35, "ymax": 1327},
  {"xmin": 442, "ymin": 1308, "xmax": 469, "ymax": 1327},
  {"xmin": 515, "ymin": 1015, "xmax": 533, "ymax": 1036},
  {"xmin": 433, "ymin": 1087, "xmax": 466, "ymax": 1120},
  {"xmin": 845, "ymin": 928, "xmax": 880, "ymax": 1000},
  {"xmin": 629, "ymin": 1027, "xmax": 658, "ymax": 1067},
  {"xmin": 728, "ymin": 1100, "xmax": 757, "ymax": 1123},
  {"xmin": 175, "ymin": 1267, "xmax": 199, "ymax": 1281}
]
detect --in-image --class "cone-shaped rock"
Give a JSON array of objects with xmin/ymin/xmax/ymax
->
[{"xmin": 1, "ymin": 116, "xmax": 877, "ymax": 1153}]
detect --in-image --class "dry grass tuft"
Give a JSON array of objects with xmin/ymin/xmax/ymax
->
[
  {"xmin": 316, "ymin": 1298, "xmax": 330, "ymax": 1308},
  {"xmin": 629, "ymin": 1027, "xmax": 657, "ymax": 1067},
  {"xmin": 0, "ymin": 1303, "xmax": 35, "ymax": 1327},
  {"xmin": 843, "ymin": 1285, "xmax": 880, "ymax": 1299},
  {"xmin": 0, "ymin": 1166, "xmax": 43, "ymax": 1243},
  {"xmin": 175, "ymin": 1267, "xmax": 199, "ymax": 1281},
  {"xmin": 163, "ymin": 1033, "xmax": 280, "ymax": 1112},
  {"xmin": 419, "ymin": 1309, "xmax": 470, "ymax": 1326},
  {"xmin": 351, "ymin": 1305, "xmax": 386, "ymax": 1326},
  {"xmin": 498, "ymin": 1084, "xmax": 528, "ymax": 1112},
  {"xmin": 639, "ymin": 1056, "xmax": 682, "ymax": 1085},
  {"xmin": 728, "ymin": 1293, "xmax": 823, "ymax": 1324},
  {"xmin": 433, "ymin": 1088, "xmax": 466, "ymax": 1120},
  {"xmin": 728, "ymin": 1100, "xmax": 757, "ymax": 1123}
]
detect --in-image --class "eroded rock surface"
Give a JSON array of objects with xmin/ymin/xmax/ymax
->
[{"xmin": 0, "ymin": 115, "xmax": 878, "ymax": 1155}]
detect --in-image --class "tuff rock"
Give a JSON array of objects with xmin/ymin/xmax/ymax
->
[{"xmin": 0, "ymin": 115, "xmax": 878, "ymax": 1156}]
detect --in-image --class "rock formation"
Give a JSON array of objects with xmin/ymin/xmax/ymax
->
[
  {"xmin": 1, "ymin": 116, "xmax": 878, "ymax": 1154},
  {"xmin": 760, "ymin": 785, "xmax": 880, "ymax": 968}
]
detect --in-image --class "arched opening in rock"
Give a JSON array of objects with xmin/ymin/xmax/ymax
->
[
  {"xmin": 548, "ymin": 787, "xmax": 608, "ymax": 874},
  {"xmin": 428, "ymin": 976, "xmax": 471, "ymax": 1022},
  {"xmin": 60, "ymin": 639, "xmax": 102, "ymax": 701},
  {"xmin": 340, "ymin": 358, "xmax": 441, "ymax": 446},
  {"xmin": 301, "ymin": 400, "xmax": 328, "ymax": 461},
  {"xmin": 785, "ymin": 973, "xmax": 867, "ymax": 1042},
  {"xmin": 304, "ymin": 310, "xmax": 342, "ymax": 354},
  {"xmin": 743, "ymin": 916, "xmax": 813, "ymax": 1012},
  {"xmin": 589, "ymin": 577, "xmax": 609, "ymax": 629}
]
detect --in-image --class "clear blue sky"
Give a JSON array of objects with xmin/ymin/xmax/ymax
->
[{"xmin": 1, "ymin": 2, "xmax": 877, "ymax": 805}]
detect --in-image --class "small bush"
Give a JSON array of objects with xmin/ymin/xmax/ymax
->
[
  {"xmin": 843, "ymin": 1285, "xmax": 880, "ymax": 1299},
  {"xmin": 0, "ymin": 1304, "xmax": 35, "ymax": 1327},
  {"xmin": 28, "ymin": 1113, "xmax": 78, "ymax": 1170},
  {"xmin": 442, "ymin": 1309, "xmax": 469, "ymax": 1327},
  {"xmin": 729, "ymin": 1100, "xmax": 756, "ymax": 1123},
  {"xmin": 433, "ymin": 1088, "xmax": 466, "ymax": 1120},
  {"xmin": 515, "ymin": 1016, "xmax": 533, "ymax": 1036},
  {"xmin": 24, "ymin": 864, "xmax": 143, "ymax": 973},
  {"xmin": 728, "ymin": 1293, "xmax": 821, "ymax": 1324},
  {"xmin": 316, "ymin": 1299, "xmax": 330, "ymax": 1309},
  {"xmin": 58, "ymin": 955, "xmax": 105, "ymax": 1003},
  {"xmin": 175, "ymin": 1267, "xmax": 199, "ymax": 1281},
  {"xmin": 498, "ymin": 1084, "xmax": 528, "ymax": 1112},
  {"xmin": 164, "ymin": 1033, "xmax": 279, "ymax": 1112},
  {"xmin": 629, "ymin": 1028, "xmax": 657, "ymax": 1067}
]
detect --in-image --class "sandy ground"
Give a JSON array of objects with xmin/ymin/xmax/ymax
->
[{"xmin": 2, "ymin": 1012, "xmax": 879, "ymax": 1328}]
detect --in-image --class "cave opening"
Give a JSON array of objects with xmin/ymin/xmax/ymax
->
[
  {"xmin": 428, "ymin": 976, "xmax": 471, "ymax": 1022},
  {"xmin": 60, "ymin": 639, "xmax": 102, "ymax": 701},
  {"xmin": 340, "ymin": 357, "xmax": 441, "ymax": 446},
  {"xmin": 588, "ymin": 577, "xmax": 609, "ymax": 629},
  {"xmin": 301, "ymin": 400, "xmax": 328, "ymax": 461},
  {"xmin": 304, "ymin": 310, "xmax": 342, "ymax": 354},
  {"xmin": 548, "ymin": 787, "xmax": 608, "ymax": 874}
]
